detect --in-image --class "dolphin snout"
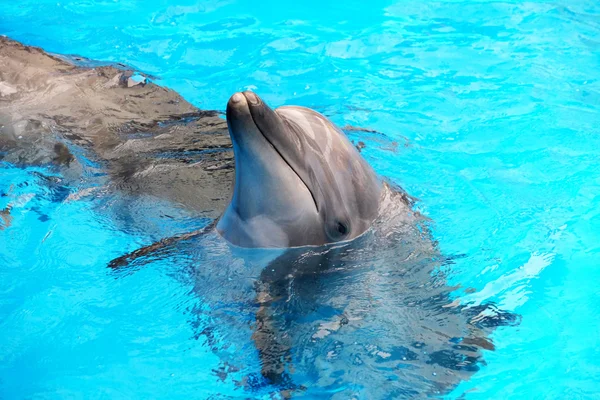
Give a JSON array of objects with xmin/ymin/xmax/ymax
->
[
  {"xmin": 230, "ymin": 92, "xmax": 244, "ymax": 104},
  {"xmin": 243, "ymin": 91, "xmax": 260, "ymax": 105},
  {"xmin": 227, "ymin": 91, "xmax": 261, "ymax": 111},
  {"xmin": 227, "ymin": 92, "xmax": 249, "ymax": 111},
  {"xmin": 226, "ymin": 92, "xmax": 261, "ymax": 145}
]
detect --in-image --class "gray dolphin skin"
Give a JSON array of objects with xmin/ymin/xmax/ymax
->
[{"xmin": 217, "ymin": 91, "xmax": 382, "ymax": 248}]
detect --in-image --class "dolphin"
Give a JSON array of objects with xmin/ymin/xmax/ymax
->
[
  {"xmin": 1, "ymin": 38, "xmax": 519, "ymax": 397},
  {"xmin": 108, "ymin": 92, "xmax": 518, "ymax": 398}
]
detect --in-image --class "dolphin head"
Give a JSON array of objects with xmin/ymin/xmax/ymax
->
[{"xmin": 216, "ymin": 91, "xmax": 382, "ymax": 248}]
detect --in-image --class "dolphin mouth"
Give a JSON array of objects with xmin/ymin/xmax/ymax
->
[{"xmin": 227, "ymin": 91, "xmax": 319, "ymax": 213}]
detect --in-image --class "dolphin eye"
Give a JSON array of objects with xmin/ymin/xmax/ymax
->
[
  {"xmin": 336, "ymin": 222, "xmax": 348, "ymax": 236},
  {"xmin": 327, "ymin": 220, "xmax": 350, "ymax": 241}
]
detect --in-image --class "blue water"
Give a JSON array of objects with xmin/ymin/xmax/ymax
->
[{"xmin": 1, "ymin": 0, "xmax": 600, "ymax": 398}]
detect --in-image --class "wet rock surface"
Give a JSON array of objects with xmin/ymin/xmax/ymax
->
[{"xmin": 0, "ymin": 37, "xmax": 233, "ymax": 217}]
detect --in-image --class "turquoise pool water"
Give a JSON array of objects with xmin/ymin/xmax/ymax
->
[{"xmin": 1, "ymin": 0, "xmax": 600, "ymax": 398}]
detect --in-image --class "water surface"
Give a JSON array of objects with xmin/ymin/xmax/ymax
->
[{"xmin": 1, "ymin": 0, "xmax": 600, "ymax": 398}]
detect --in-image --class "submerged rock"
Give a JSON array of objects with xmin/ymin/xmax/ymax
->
[{"xmin": 0, "ymin": 37, "xmax": 233, "ymax": 217}]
